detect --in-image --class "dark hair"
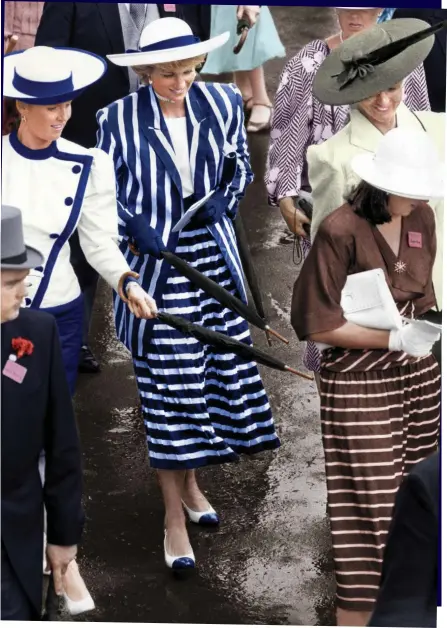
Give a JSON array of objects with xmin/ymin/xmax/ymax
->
[
  {"xmin": 348, "ymin": 181, "xmax": 391, "ymax": 225},
  {"xmin": 2, "ymin": 98, "xmax": 20, "ymax": 136}
]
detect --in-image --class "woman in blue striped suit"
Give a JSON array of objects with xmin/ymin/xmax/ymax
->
[{"xmin": 97, "ymin": 17, "xmax": 279, "ymax": 571}]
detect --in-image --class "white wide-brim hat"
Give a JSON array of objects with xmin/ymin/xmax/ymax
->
[
  {"xmin": 108, "ymin": 17, "xmax": 229, "ymax": 67},
  {"xmin": 351, "ymin": 127, "xmax": 444, "ymax": 199},
  {"xmin": 3, "ymin": 46, "xmax": 106, "ymax": 105}
]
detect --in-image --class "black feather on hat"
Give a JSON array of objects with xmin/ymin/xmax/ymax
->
[{"xmin": 313, "ymin": 18, "xmax": 447, "ymax": 105}]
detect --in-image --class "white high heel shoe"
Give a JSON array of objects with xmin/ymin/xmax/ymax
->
[
  {"xmin": 61, "ymin": 561, "xmax": 95, "ymax": 616},
  {"xmin": 163, "ymin": 531, "xmax": 195, "ymax": 571},
  {"xmin": 62, "ymin": 591, "xmax": 95, "ymax": 616},
  {"xmin": 182, "ymin": 501, "xmax": 220, "ymax": 526}
]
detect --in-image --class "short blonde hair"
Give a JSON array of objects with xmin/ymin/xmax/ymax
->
[{"xmin": 132, "ymin": 55, "xmax": 206, "ymax": 85}]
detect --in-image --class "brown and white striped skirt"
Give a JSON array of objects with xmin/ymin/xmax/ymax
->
[{"xmin": 320, "ymin": 354, "xmax": 440, "ymax": 612}]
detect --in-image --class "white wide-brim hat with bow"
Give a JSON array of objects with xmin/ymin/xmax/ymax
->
[
  {"xmin": 108, "ymin": 17, "xmax": 229, "ymax": 67},
  {"xmin": 3, "ymin": 46, "xmax": 106, "ymax": 105},
  {"xmin": 351, "ymin": 127, "xmax": 445, "ymax": 199}
]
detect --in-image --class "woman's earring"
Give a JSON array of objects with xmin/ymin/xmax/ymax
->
[{"xmin": 21, "ymin": 115, "xmax": 27, "ymax": 123}]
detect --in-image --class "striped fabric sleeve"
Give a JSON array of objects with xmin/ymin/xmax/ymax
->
[
  {"xmin": 225, "ymin": 85, "xmax": 254, "ymax": 219},
  {"xmin": 96, "ymin": 107, "xmax": 134, "ymax": 229},
  {"xmin": 403, "ymin": 64, "xmax": 431, "ymax": 112},
  {"xmin": 265, "ymin": 47, "xmax": 317, "ymax": 206}
]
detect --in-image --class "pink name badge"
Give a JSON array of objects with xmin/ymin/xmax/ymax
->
[
  {"xmin": 164, "ymin": 4, "xmax": 176, "ymax": 11},
  {"xmin": 408, "ymin": 231, "xmax": 422, "ymax": 248},
  {"xmin": 2, "ymin": 359, "xmax": 27, "ymax": 384}
]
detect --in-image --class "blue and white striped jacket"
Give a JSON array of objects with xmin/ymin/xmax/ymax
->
[{"xmin": 96, "ymin": 81, "xmax": 253, "ymax": 355}]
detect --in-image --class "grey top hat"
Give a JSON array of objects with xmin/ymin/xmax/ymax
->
[
  {"xmin": 313, "ymin": 18, "xmax": 446, "ymax": 105},
  {"xmin": 1, "ymin": 205, "xmax": 44, "ymax": 270}
]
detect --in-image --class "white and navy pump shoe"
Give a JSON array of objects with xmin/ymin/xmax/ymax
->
[
  {"xmin": 182, "ymin": 501, "xmax": 220, "ymax": 526},
  {"xmin": 164, "ymin": 531, "xmax": 195, "ymax": 571}
]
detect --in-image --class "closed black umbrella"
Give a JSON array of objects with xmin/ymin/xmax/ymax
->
[
  {"xmin": 129, "ymin": 242, "xmax": 289, "ymax": 344},
  {"xmin": 157, "ymin": 311, "xmax": 313, "ymax": 381},
  {"xmin": 233, "ymin": 212, "xmax": 272, "ymax": 345}
]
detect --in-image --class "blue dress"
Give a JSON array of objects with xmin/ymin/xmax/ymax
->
[
  {"xmin": 96, "ymin": 83, "xmax": 280, "ymax": 470},
  {"xmin": 378, "ymin": 8, "xmax": 396, "ymax": 22},
  {"xmin": 202, "ymin": 6, "xmax": 285, "ymax": 74}
]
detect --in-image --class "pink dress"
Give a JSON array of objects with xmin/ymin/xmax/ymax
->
[{"xmin": 265, "ymin": 39, "xmax": 431, "ymax": 372}]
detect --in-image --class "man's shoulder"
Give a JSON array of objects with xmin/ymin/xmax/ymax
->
[{"xmin": 13, "ymin": 308, "xmax": 56, "ymax": 336}]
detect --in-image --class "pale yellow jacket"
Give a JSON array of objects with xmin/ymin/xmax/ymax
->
[{"xmin": 307, "ymin": 103, "xmax": 445, "ymax": 308}]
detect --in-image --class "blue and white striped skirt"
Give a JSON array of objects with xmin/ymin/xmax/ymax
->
[{"xmin": 133, "ymin": 226, "xmax": 280, "ymax": 470}]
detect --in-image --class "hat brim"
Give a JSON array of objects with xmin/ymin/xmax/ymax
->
[
  {"xmin": 1, "ymin": 245, "xmax": 44, "ymax": 271},
  {"xmin": 313, "ymin": 19, "xmax": 435, "ymax": 105},
  {"xmin": 107, "ymin": 31, "xmax": 230, "ymax": 67},
  {"xmin": 351, "ymin": 152, "xmax": 445, "ymax": 200},
  {"xmin": 3, "ymin": 48, "xmax": 107, "ymax": 104}
]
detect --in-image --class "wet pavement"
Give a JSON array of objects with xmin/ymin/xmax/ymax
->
[{"xmin": 72, "ymin": 6, "xmax": 338, "ymax": 625}]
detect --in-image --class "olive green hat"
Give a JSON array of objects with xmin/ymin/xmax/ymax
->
[{"xmin": 313, "ymin": 18, "xmax": 446, "ymax": 105}]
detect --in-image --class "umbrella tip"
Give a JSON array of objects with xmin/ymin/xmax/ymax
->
[
  {"xmin": 285, "ymin": 365, "xmax": 314, "ymax": 380},
  {"xmin": 265, "ymin": 326, "xmax": 290, "ymax": 344}
]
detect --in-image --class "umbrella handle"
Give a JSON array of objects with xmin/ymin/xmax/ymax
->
[
  {"xmin": 233, "ymin": 19, "xmax": 250, "ymax": 54},
  {"xmin": 5, "ymin": 35, "xmax": 18, "ymax": 54},
  {"xmin": 128, "ymin": 240, "xmax": 140, "ymax": 256}
]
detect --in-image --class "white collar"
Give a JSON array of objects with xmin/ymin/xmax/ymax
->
[{"xmin": 125, "ymin": 3, "xmax": 147, "ymax": 12}]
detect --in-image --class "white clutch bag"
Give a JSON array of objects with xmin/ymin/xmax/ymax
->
[{"xmin": 315, "ymin": 268, "xmax": 402, "ymax": 351}]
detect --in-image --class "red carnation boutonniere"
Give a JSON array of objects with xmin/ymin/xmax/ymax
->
[
  {"xmin": 11, "ymin": 337, "xmax": 34, "ymax": 360},
  {"xmin": 2, "ymin": 337, "xmax": 33, "ymax": 384}
]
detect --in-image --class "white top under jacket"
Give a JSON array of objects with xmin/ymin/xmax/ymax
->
[
  {"xmin": 2, "ymin": 132, "xmax": 131, "ymax": 310},
  {"xmin": 165, "ymin": 116, "xmax": 194, "ymax": 198}
]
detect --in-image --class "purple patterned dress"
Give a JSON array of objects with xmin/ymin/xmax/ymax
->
[{"xmin": 265, "ymin": 39, "xmax": 431, "ymax": 372}]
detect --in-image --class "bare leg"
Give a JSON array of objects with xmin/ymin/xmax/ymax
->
[
  {"xmin": 336, "ymin": 607, "xmax": 372, "ymax": 626},
  {"xmin": 183, "ymin": 470, "xmax": 212, "ymax": 511},
  {"xmin": 158, "ymin": 469, "xmax": 192, "ymax": 556},
  {"xmin": 234, "ymin": 70, "xmax": 253, "ymax": 106},
  {"xmin": 246, "ymin": 66, "xmax": 273, "ymax": 131}
]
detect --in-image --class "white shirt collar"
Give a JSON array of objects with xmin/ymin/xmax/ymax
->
[{"xmin": 125, "ymin": 3, "xmax": 147, "ymax": 12}]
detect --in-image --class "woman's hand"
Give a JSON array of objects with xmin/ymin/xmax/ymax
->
[
  {"xmin": 126, "ymin": 283, "xmax": 158, "ymax": 319},
  {"xmin": 237, "ymin": 5, "xmax": 261, "ymax": 27},
  {"xmin": 279, "ymin": 197, "xmax": 310, "ymax": 237},
  {"xmin": 46, "ymin": 544, "xmax": 77, "ymax": 596}
]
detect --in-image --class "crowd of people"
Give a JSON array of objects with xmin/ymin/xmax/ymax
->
[{"xmin": 1, "ymin": 4, "xmax": 445, "ymax": 626}]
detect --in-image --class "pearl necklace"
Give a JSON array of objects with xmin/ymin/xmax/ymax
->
[{"xmin": 153, "ymin": 89, "xmax": 175, "ymax": 104}]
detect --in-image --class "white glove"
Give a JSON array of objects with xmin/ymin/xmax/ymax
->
[
  {"xmin": 126, "ymin": 282, "xmax": 158, "ymax": 320},
  {"xmin": 389, "ymin": 321, "xmax": 440, "ymax": 357}
]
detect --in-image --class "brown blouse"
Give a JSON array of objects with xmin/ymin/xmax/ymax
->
[{"xmin": 291, "ymin": 202, "xmax": 437, "ymax": 346}]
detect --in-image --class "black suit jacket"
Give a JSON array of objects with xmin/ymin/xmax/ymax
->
[
  {"xmin": 1, "ymin": 309, "xmax": 84, "ymax": 616},
  {"xmin": 393, "ymin": 10, "xmax": 447, "ymax": 112},
  {"xmin": 35, "ymin": 2, "xmax": 211, "ymax": 148},
  {"xmin": 369, "ymin": 451, "xmax": 439, "ymax": 627}
]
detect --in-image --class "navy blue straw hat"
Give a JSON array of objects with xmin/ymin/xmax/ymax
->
[
  {"xmin": 3, "ymin": 46, "xmax": 107, "ymax": 105},
  {"xmin": 108, "ymin": 17, "xmax": 229, "ymax": 67}
]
